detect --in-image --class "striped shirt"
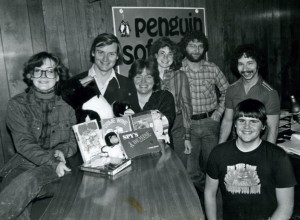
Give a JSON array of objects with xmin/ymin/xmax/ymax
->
[
  {"xmin": 181, "ymin": 58, "xmax": 229, "ymax": 116},
  {"xmin": 161, "ymin": 69, "xmax": 193, "ymax": 139},
  {"xmin": 225, "ymin": 76, "xmax": 280, "ymax": 115}
]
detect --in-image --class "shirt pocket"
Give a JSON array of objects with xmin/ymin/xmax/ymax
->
[
  {"xmin": 197, "ymin": 79, "xmax": 214, "ymax": 97},
  {"xmin": 50, "ymin": 120, "xmax": 72, "ymax": 146}
]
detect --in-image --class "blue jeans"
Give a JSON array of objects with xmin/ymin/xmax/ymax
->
[
  {"xmin": 187, "ymin": 118, "xmax": 220, "ymax": 191},
  {"xmin": 0, "ymin": 154, "xmax": 59, "ymax": 220},
  {"xmin": 171, "ymin": 113, "xmax": 189, "ymax": 168}
]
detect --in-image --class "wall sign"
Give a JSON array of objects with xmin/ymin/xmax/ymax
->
[{"xmin": 112, "ymin": 7, "xmax": 206, "ymax": 76}]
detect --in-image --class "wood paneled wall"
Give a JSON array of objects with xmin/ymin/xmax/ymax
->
[
  {"xmin": 206, "ymin": 0, "xmax": 300, "ymax": 108},
  {"xmin": 0, "ymin": 0, "xmax": 299, "ymax": 167}
]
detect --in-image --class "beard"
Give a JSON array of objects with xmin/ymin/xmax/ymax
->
[{"xmin": 185, "ymin": 52, "xmax": 205, "ymax": 63}]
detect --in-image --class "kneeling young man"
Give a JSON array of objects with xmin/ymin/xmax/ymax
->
[{"xmin": 205, "ymin": 99, "xmax": 296, "ymax": 220}]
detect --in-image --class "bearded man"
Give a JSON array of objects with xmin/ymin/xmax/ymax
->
[{"xmin": 179, "ymin": 31, "xmax": 229, "ymax": 194}]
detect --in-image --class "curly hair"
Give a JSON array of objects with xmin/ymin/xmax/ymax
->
[
  {"xmin": 149, "ymin": 37, "xmax": 182, "ymax": 71},
  {"xmin": 23, "ymin": 51, "xmax": 69, "ymax": 95},
  {"xmin": 179, "ymin": 30, "xmax": 209, "ymax": 57},
  {"xmin": 89, "ymin": 33, "xmax": 123, "ymax": 66},
  {"xmin": 230, "ymin": 44, "xmax": 265, "ymax": 76},
  {"xmin": 128, "ymin": 59, "xmax": 160, "ymax": 91}
]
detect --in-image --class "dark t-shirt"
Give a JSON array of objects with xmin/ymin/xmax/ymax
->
[{"xmin": 207, "ymin": 140, "xmax": 296, "ymax": 220}]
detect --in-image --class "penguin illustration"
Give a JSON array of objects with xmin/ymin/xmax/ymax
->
[
  {"xmin": 119, "ymin": 20, "xmax": 127, "ymax": 37},
  {"xmin": 124, "ymin": 21, "xmax": 131, "ymax": 37}
]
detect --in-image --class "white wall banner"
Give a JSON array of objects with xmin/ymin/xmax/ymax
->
[{"xmin": 112, "ymin": 7, "xmax": 206, "ymax": 76}]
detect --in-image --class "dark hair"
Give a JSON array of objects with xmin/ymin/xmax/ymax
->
[
  {"xmin": 149, "ymin": 37, "xmax": 182, "ymax": 71},
  {"xmin": 179, "ymin": 30, "xmax": 209, "ymax": 57},
  {"xmin": 23, "ymin": 51, "xmax": 68, "ymax": 95},
  {"xmin": 128, "ymin": 59, "xmax": 160, "ymax": 91},
  {"xmin": 234, "ymin": 99, "xmax": 267, "ymax": 127},
  {"xmin": 230, "ymin": 44, "xmax": 265, "ymax": 76},
  {"xmin": 105, "ymin": 132, "xmax": 118, "ymax": 146},
  {"xmin": 89, "ymin": 33, "xmax": 123, "ymax": 66}
]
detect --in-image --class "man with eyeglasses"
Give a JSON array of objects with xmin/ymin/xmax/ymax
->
[
  {"xmin": 205, "ymin": 99, "xmax": 295, "ymax": 220},
  {"xmin": 62, "ymin": 33, "xmax": 139, "ymax": 123},
  {"xmin": 179, "ymin": 30, "xmax": 229, "ymax": 196}
]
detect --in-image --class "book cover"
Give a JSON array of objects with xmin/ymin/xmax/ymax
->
[
  {"xmin": 79, "ymin": 157, "xmax": 132, "ymax": 175},
  {"xmin": 101, "ymin": 115, "xmax": 132, "ymax": 136},
  {"xmin": 131, "ymin": 110, "xmax": 169, "ymax": 141},
  {"xmin": 118, "ymin": 127, "xmax": 161, "ymax": 159},
  {"xmin": 81, "ymin": 165, "xmax": 132, "ymax": 181},
  {"xmin": 72, "ymin": 120, "xmax": 104, "ymax": 163},
  {"xmin": 131, "ymin": 110, "xmax": 154, "ymax": 130}
]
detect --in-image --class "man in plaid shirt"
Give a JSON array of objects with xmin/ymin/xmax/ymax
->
[{"xmin": 179, "ymin": 30, "xmax": 229, "ymax": 194}]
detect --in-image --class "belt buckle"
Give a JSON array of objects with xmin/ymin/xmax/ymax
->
[{"xmin": 202, "ymin": 112, "xmax": 210, "ymax": 119}]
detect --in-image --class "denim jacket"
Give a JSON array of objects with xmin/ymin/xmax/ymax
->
[{"xmin": 4, "ymin": 89, "xmax": 77, "ymax": 172}]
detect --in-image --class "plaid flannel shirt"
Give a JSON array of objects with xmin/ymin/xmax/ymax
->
[{"xmin": 181, "ymin": 58, "xmax": 229, "ymax": 116}]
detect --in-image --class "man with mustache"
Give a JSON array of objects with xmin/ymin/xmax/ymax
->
[
  {"xmin": 179, "ymin": 31, "xmax": 229, "ymax": 195},
  {"xmin": 219, "ymin": 44, "xmax": 280, "ymax": 144}
]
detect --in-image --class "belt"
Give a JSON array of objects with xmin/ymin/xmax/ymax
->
[{"xmin": 191, "ymin": 110, "xmax": 214, "ymax": 120}]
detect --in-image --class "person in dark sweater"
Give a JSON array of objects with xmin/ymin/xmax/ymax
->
[{"xmin": 128, "ymin": 59, "xmax": 176, "ymax": 135}]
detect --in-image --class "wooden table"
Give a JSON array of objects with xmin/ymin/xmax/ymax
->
[
  {"xmin": 277, "ymin": 122, "xmax": 300, "ymax": 157},
  {"xmin": 40, "ymin": 148, "xmax": 204, "ymax": 220}
]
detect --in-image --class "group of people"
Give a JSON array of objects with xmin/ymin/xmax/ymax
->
[{"xmin": 0, "ymin": 29, "xmax": 296, "ymax": 220}]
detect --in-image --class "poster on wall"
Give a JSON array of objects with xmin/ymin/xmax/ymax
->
[{"xmin": 112, "ymin": 7, "xmax": 206, "ymax": 76}]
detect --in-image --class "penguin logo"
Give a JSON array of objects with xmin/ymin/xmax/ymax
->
[{"xmin": 119, "ymin": 20, "xmax": 131, "ymax": 37}]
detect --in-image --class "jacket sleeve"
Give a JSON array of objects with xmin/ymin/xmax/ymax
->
[
  {"xmin": 214, "ymin": 65, "xmax": 229, "ymax": 116},
  {"xmin": 6, "ymin": 99, "xmax": 59, "ymax": 170},
  {"xmin": 158, "ymin": 91, "xmax": 176, "ymax": 129},
  {"xmin": 178, "ymin": 71, "xmax": 192, "ymax": 140}
]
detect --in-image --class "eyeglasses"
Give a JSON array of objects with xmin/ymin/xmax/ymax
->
[
  {"xmin": 134, "ymin": 74, "xmax": 154, "ymax": 83},
  {"xmin": 32, "ymin": 67, "xmax": 57, "ymax": 79},
  {"xmin": 187, "ymin": 43, "xmax": 204, "ymax": 51}
]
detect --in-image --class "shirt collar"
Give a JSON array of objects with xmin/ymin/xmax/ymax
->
[
  {"xmin": 181, "ymin": 58, "xmax": 206, "ymax": 72},
  {"xmin": 88, "ymin": 64, "xmax": 120, "ymax": 89},
  {"xmin": 27, "ymin": 87, "xmax": 63, "ymax": 105},
  {"xmin": 238, "ymin": 74, "xmax": 263, "ymax": 85}
]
